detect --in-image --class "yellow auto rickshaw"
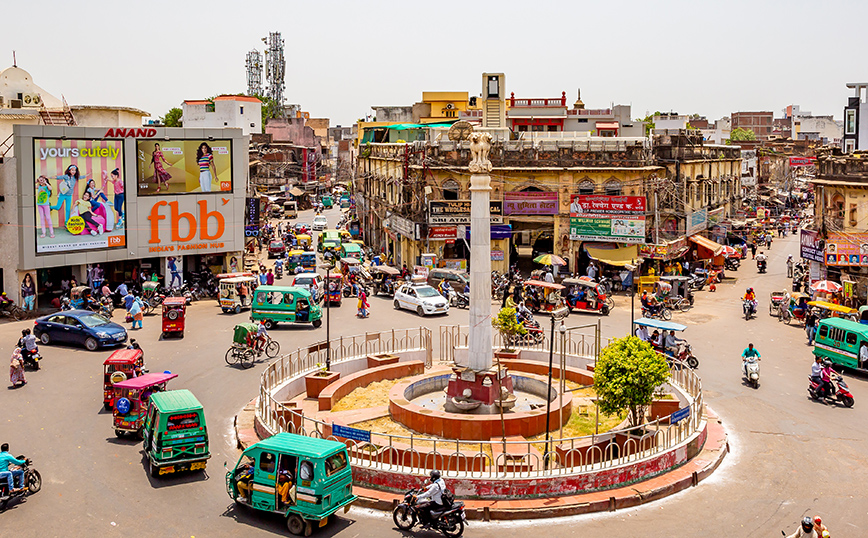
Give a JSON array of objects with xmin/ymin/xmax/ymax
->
[{"xmin": 296, "ymin": 234, "xmax": 312, "ymax": 251}]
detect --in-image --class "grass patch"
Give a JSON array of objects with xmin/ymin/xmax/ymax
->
[{"xmin": 331, "ymin": 378, "xmax": 402, "ymax": 412}]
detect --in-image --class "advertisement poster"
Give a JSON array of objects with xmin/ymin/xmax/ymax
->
[
  {"xmin": 825, "ymin": 233, "xmax": 868, "ymax": 266},
  {"xmin": 686, "ymin": 208, "xmax": 708, "ymax": 236},
  {"xmin": 800, "ymin": 229, "xmax": 825, "ymax": 263},
  {"xmin": 33, "ymin": 138, "xmax": 126, "ymax": 254},
  {"xmin": 504, "ymin": 192, "xmax": 558, "ymax": 215},
  {"xmin": 245, "ymin": 197, "xmax": 260, "ymax": 237},
  {"xmin": 165, "ymin": 256, "xmax": 184, "ymax": 288},
  {"xmin": 569, "ymin": 194, "xmax": 646, "ymax": 243},
  {"xmin": 137, "ymin": 139, "xmax": 232, "ymax": 195}
]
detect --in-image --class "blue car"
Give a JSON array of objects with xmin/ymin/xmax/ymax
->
[{"xmin": 34, "ymin": 309, "xmax": 127, "ymax": 351}]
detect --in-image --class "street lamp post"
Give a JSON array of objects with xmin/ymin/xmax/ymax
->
[
  {"xmin": 321, "ymin": 255, "xmax": 336, "ymax": 371},
  {"xmin": 544, "ymin": 306, "xmax": 569, "ymax": 470}
]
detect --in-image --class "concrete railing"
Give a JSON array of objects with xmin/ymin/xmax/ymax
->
[{"xmin": 256, "ymin": 325, "xmax": 705, "ymax": 486}]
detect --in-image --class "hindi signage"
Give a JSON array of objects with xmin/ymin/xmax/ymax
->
[
  {"xmin": 428, "ymin": 226, "xmax": 457, "ymax": 240},
  {"xmin": 331, "ymin": 424, "xmax": 371, "ymax": 443},
  {"xmin": 569, "ymin": 195, "xmax": 646, "ymax": 243},
  {"xmin": 789, "ymin": 156, "xmax": 817, "ymax": 167},
  {"xmin": 504, "ymin": 191, "xmax": 559, "ymax": 215},
  {"xmin": 824, "ymin": 232, "xmax": 868, "ymax": 266}
]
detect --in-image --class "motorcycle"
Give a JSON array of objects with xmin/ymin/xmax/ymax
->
[
  {"xmin": 743, "ymin": 299, "xmax": 756, "ymax": 321},
  {"xmin": 669, "ymin": 343, "xmax": 699, "ymax": 369},
  {"xmin": 687, "ymin": 274, "xmax": 706, "ymax": 292},
  {"xmin": 20, "ymin": 348, "xmax": 41, "ymax": 371},
  {"xmin": 724, "ymin": 257, "xmax": 740, "ymax": 271},
  {"xmin": 98, "ymin": 297, "xmax": 114, "ymax": 318},
  {"xmin": 393, "ymin": 488, "xmax": 466, "ymax": 538},
  {"xmin": 641, "ymin": 305, "xmax": 672, "ymax": 321},
  {"xmin": 0, "ymin": 456, "xmax": 41, "ymax": 511},
  {"xmin": 275, "ymin": 264, "xmax": 284, "ymax": 280},
  {"xmin": 743, "ymin": 358, "xmax": 760, "ymax": 388},
  {"xmin": 445, "ymin": 289, "xmax": 469, "ymax": 309},
  {"xmin": 0, "ymin": 301, "xmax": 24, "ymax": 321},
  {"xmin": 808, "ymin": 374, "xmax": 855, "ymax": 407},
  {"xmin": 757, "ymin": 259, "xmax": 767, "ymax": 274}
]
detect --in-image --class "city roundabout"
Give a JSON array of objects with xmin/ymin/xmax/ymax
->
[{"xmin": 242, "ymin": 325, "xmax": 728, "ymax": 519}]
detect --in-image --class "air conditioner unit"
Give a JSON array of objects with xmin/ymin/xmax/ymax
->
[
  {"xmin": 21, "ymin": 93, "xmax": 41, "ymax": 107},
  {"xmin": 10, "ymin": 99, "xmax": 22, "ymax": 109}
]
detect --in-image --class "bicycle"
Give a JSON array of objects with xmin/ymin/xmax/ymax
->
[
  {"xmin": 225, "ymin": 343, "xmax": 256, "ymax": 369},
  {"xmin": 663, "ymin": 295, "xmax": 691, "ymax": 313}
]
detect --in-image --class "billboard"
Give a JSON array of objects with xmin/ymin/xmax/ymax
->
[
  {"xmin": 33, "ymin": 138, "xmax": 126, "ymax": 254},
  {"xmin": 569, "ymin": 195, "xmax": 646, "ymax": 243},
  {"xmin": 800, "ymin": 229, "xmax": 824, "ymax": 263},
  {"xmin": 687, "ymin": 208, "xmax": 708, "ymax": 236},
  {"xmin": 136, "ymin": 139, "xmax": 232, "ymax": 195},
  {"xmin": 504, "ymin": 191, "xmax": 558, "ymax": 215},
  {"xmin": 428, "ymin": 200, "xmax": 503, "ymax": 224},
  {"xmin": 824, "ymin": 232, "xmax": 868, "ymax": 266}
]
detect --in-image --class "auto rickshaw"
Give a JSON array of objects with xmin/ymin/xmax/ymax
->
[
  {"xmin": 296, "ymin": 234, "xmax": 312, "ymax": 251},
  {"xmin": 632, "ymin": 317, "xmax": 699, "ymax": 369},
  {"xmin": 251, "ymin": 286, "xmax": 323, "ymax": 329},
  {"xmin": 780, "ymin": 292, "xmax": 809, "ymax": 325},
  {"xmin": 370, "ymin": 265, "xmax": 400, "ymax": 296},
  {"xmin": 325, "ymin": 273, "xmax": 343, "ymax": 306},
  {"xmin": 321, "ymin": 240, "xmax": 341, "ymax": 259},
  {"xmin": 808, "ymin": 300, "xmax": 858, "ymax": 322},
  {"xmin": 219, "ymin": 275, "xmax": 257, "ymax": 314},
  {"xmin": 286, "ymin": 250, "xmax": 304, "ymax": 274},
  {"xmin": 523, "ymin": 280, "xmax": 568, "ymax": 314},
  {"xmin": 102, "ymin": 348, "xmax": 145, "ymax": 410},
  {"xmin": 142, "ymin": 389, "xmax": 210, "ymax": 477},
  {"xmin": 112, "ymin": 372, "xmax": 177, "ymax": 438},
  {"xmin": 300, "ymin": 252, "xmax": 317, "ymax": 272},
  {"xmin": 161, "ymin": 297, "xmax": 187, "ymax": 338},
  {"xmin": 70, "ymin": 286, "xmax": 95, "ymax": 310},
  {"xmin": 226, "ymin": 432, "xmax": 356, "ymax": 536},
  {"xmin": 340, "ymin": 242, "xmax": 363, "ymax": 261},
  {"xmin": 562, "ymin": 277, "xmax": 611, "ymax": 315}
]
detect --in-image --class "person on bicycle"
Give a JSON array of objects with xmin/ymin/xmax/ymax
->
[{"xmin": 251, "ymin": 321, "xmax": 269, "ymax": 353}]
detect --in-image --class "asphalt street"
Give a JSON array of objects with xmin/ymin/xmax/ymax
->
[{"xmin": 1, "ymin": 207, "xmax": 866, "ymax": 538}]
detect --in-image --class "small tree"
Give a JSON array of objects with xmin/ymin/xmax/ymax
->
[
  {"xmin": 161, "ymin": 107, "xmax": 183, "ymax": 127},
  {"xmin": 594, "ymin": 336, "xmax": 670, "ymax": 427},
  {"xmin": 727, "ymin": 127, "xmax": 756, "ymax": 144},
  {"xmin": 491, "ymin": 307, "xmax": 527, "ymax": 351}
]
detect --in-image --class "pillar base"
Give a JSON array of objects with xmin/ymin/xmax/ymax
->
[{"xmin": 445, "ymin": 366, "xmax": 514, "ymax": 407}]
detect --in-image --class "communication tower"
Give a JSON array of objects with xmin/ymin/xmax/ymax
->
[
  {"xmin": 245, "ymin": 49, "xmax": 262, "ymax": 96},
  {"xmin": 263, "ymin": 32, "xmax": 286, "ymax": 113}
]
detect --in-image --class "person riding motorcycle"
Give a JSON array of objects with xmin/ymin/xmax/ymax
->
[
  {"xmin": 17, "ymin": 329, "xmax": 39, "ymax": 364},
  {"xmin": 819, "ymin": 359, "xmax": 835, "ymax": 399},
  {"xmin": 743, "ymin": 288, "xmax": 757, "ymax": 315},
  {"xmin": 741, "ymin": 343, "xmax": 761, "ymax": 377},
  {"xmin": 416, "ymin": 470, "xmax": 447, "ymax": 529},
  {"xmin": 785, "ymin": 516, "xmax": 819, "ymax": 538},
  {"xmin": 641, "ymin": 291, "xmax": 661, "ymax": 315},
  {"xmin": 438, "ymin": 280, "xmax": 453, "ymax": 298},
  {"xmin": 756, "ymin": 251, "xmax": 768, "ymax": 272}
]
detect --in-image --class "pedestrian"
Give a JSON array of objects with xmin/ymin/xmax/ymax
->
[
  {"xmin": 266, "ymin": 268, "xmax": 275, "ymax": 286},
  {"xmin": 20, "ymin": 273, "xmax": 36, "ymax": 312},
  {"xmin": 805, "ymin": 310, "xmax": 818, "ymax": 345},
  {"xmin": 9, "ymin": 348, "xmax": 26, "ymax": 387},
  {"xmin": 786, "ymin": 255, "xmax": 794, "ymax": 278},
  {"xmin": 749, "ymin": 242, "xmax": 757, "ymax": 259},
  {"xmin": 544, "ymin": 268, "xmax": 555, "ymax": 284},
  {"xmin": 258, "ymin": 271, "xmax": 267, "ymax": 286},
  {"xmin": 586, "ymin": 262, "xmax": 597, "ymax": 280},
  {"xmin": 129, "ymin": 296, "xmax": 144, "ymax": 330},
  {"xmin": 357, "ymin": 288, "xmax": 369, "ymax": 318}
]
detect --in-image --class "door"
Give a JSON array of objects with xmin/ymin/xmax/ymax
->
[
  {"xmin": 43, "ymin": 315, "xmax": 68, "ymax": 343},
  {"xmin": 251, "ymin": 451, "xmax": 278, "ymax": 512},
  {"xmin": 66, "ymin": 318, "xmax": 88, "ymax": 345},
  {"xmin": 282, "ymin": 293, "xmax": 297, "ymax": 322}
]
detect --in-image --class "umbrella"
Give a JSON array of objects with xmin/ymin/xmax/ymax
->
[
  {"xmin": 533, "ymin": 254, "xmax": 567, "ymax": 266},
  {"xmin": 811, "ymin": 280, "xmax": 842, "ymax": 293},
  {"xmin": 720, "ymin": 245, "xmax": 739, "ymax": 258}
]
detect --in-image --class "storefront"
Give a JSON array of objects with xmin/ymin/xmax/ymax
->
[{"xmin": 12, "ymin": 124, "xmax": 247, "ymax": 308}]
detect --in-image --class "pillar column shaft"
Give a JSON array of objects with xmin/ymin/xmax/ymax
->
[{"xmin": 468, "ymin": 173, "xmax": 492, "ymax": 372}]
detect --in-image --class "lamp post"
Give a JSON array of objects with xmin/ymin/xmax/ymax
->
[
  {"xmin": 544, "ymin": 306, "xmax": 569, "ymax": 470},
  {"xmin": 626, "ymin": 260, "xmax": 638, "ymax": 330},
  {"xmin": 320, "ymin": 254, "xmax": 336, "ymax": 371}
]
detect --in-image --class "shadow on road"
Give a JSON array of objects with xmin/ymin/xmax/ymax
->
[
  {"xmin": 219, "ymin": 502, "xmax": 357, "ymax": 536},
  {"xmin": 139, "ymin": 452, "xmax": 210, "ymax": 488}
]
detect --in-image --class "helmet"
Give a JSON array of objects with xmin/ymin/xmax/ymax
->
[
  {"xmin": 802, "ymin": 517, "xmax": 814, "ymax": 531},
  {"xmin": 429, "ymin": 470, "xmax": 441, "ymax": 482},
  {"xmin": 746, "ymin": 288, "xmax": 751, "ymax": 293},
  {"xmin": 813, "ymin": 516, "xmax": 822, "ymax": 525},
  {"xmin": 824, "ymin": 359, "xmax": 832, "ymax": 366}
]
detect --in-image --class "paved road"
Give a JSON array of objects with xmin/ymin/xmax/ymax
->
[{"xmin": 1, "ymin": 212, "xmax": 865, "ymax": 537}]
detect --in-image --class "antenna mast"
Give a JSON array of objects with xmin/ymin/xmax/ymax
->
[
  {"xmin": 263, "ymin": 32, "xmax": 286, "ymax": 116},
  {"xmin": 245, "ymin": 49, "xmax": 262, "ymax": 96}
]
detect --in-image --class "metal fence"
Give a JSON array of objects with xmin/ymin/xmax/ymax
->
[
  {"xmin": 438, "ymin": 323, "xmax": 600, "ymax": 364},
  {"xmin": 257, "ymin": 326, "xmax": 704, "ymax": 480}
]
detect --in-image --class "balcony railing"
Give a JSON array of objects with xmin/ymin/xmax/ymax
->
[
  {"xmin": 510, "ymin": 92, "xmax": 567, "ymax": 108},
  {"xmin": 567, "ymin": 108, "xmax": 613, "ymax": 116}
]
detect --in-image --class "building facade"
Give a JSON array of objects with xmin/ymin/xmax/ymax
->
[
  {"xmin": 182, "ymin": 95, "xmax": 262, "ymax": 136},
  {"xmin": 731, "ymin": 111, "xmax": 774, "ymax": 140}
]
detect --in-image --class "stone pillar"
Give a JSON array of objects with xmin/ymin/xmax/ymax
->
[{"xmin": 468, "ymin": 173, "xmax": 493, "ymax": 372}]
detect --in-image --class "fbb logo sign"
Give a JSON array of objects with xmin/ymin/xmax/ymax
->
[
  {"xmin": 220, "ymin": 181, "xmax": 231, "ymax": 191},
  {"xmin": 147, "ymin": 199, "xmax": 229, "ymax": 244},
  {"xmin": 108, "ymin": 236, "xmax": 125, "ymax": 248}
]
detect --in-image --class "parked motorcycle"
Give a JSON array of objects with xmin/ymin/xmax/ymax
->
[
  {"xmin": 808, "ymin": 374, "xmax": 855, "ymax": 407},
  {"xmin": 0, "ymin": 301, "xmax": 24, "ymax": 321},
  {"xmin": 743, "ymin": 357, "xmax": 760, "ymax": 388},
  {"xmin": 393, "ymin": 488, "xmax": 466, "ymax": 538},
  {"xmin": 687, "ymin": 274, "xmax": 706, "ymax": 292},
  {"xmin": 743, "ymin": 299, "xmax": 756, "ymax": 321},
  {"xmin": 724, "ymin": 257, "xmax": 740, "ymax": 271},
  {"xmin": 0, "ymin": 456, "xmax": 41, "ymax": 511}
]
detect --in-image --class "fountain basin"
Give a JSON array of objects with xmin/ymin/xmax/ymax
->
[{"xmin": 389, "ymin": 371, "xmax": 572, "ymax": 441}]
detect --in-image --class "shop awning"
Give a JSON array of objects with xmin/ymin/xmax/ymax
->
[
  {"xmin": 288, "ymin": 187, "xmax": 304, "ymax": 196},
  {"xmin": 584, "ymin": 244, "xmax": 638, "ymax": 266},
  {"xmin": 689, "ymin": 235, "xmax": 725, "ymax": 257},
  {"xmin": 596, "ymin": 122, "xmax": 619, "ymax": 129}
]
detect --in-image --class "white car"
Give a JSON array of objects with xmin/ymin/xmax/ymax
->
[
  {"xmin": 312, "ymin": 215, "xmax": 328, "ymax": 231},
  {"xmin": 393, "ymin": 284, "xmax": 450, "ymax": 316},
  {"xmin": 291, "ymin": 273, "xmax": 324, "ymax": 302}
]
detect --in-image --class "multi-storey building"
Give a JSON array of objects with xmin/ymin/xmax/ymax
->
[{"xmin": 731, "ymin": 111, "xmax": 774, "ymax": 140}]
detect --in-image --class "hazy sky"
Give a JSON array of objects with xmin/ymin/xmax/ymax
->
[{"xmin": 4, "ymin": 0, "xmax": 865, "ymax": 126}]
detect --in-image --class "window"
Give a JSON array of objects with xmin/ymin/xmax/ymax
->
[
  {"xmin": 850, "ymin": 204, "xmax": 858, "ymax": 227},
  {"xmin": 578, "ymin": 180, "xmax": 595, "ymax": 195},
  {"xmin": 487, "ymin": 76, "xmax": 499, "ymax": 98},
  {"xmin": 819, "ymin": 325, "xmax": 828, "ymax": 338},
  {"xmin": 299, "ymin": 460, "xmax": 314, "ymax": 482},
  {"xmin": 846, "ymin": 109, "xmax": 857, "ymax": 135},
  {"xmin": 846, "ymin": 332, "xmax": 858, "ymax": 345},
  {"xmin": 442, "ymin": 179, "xmax": 460, "ymax": 200},
  {"xmin": 845, "ymin": 139, "xmax": 856, "ymax": 153},
  {"xmin": 240, "ymin": 106, "xmax": 244, "ymax": 115},
  {"xmin": 604, "ymin": 180, "xmax": 622, "ymax": 196},
  {"xmin": 324, "ymin": 452, "xmax": 347, "ymax": 476},
  {"xmin": 260, "ymin": 452, "xmax": 276, "ymax": 473},
  {"xmin": 256, "ymin": 292, "xmax": 267, "ymax": 305}
]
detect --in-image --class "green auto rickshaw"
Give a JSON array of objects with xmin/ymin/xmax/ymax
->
[
  {"xmin": 339, "ymin": 242, "xmax": 363, "ymax": 260},
  {"xmin": 226, "ymin": 432, "xmax": 356, "ymax": 536},
  {"xmin": 250, "ymin": 286, "xmax": 323, "ymax": 329},
  {"xmin": 142, "ymin": 389, "xmax": 210, "ymax": 477}
]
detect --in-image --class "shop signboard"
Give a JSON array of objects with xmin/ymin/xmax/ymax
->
[
  {"xmin": 686, "ymin": 208, "xmax": 708, "ymax": 236},
  {"xmin": 463, "ymin": 224, "xmax": 513, "ymax": 241},
  {"xmin": 390, "ymin": 214, "xmax": 417, "ymax": 240},
  {"xmin": 569, "ymin": 194, "xmax": 646, "ymax": 243},
  {"xmin": 504, "ymin": 191, "xmax": 558, "ymax": 215},
  {"xmin": 136, "ymin": 139, "xmax": 232, "ymax": 195},
  {"xmin": 789, "ymin": 156, "xmax": 817, "ymax": 167},
  {"xmin": 491, "ymin": 250, "xmax": 505, "ymax": 261},
  {"xmin": 638, "ymin": 237, "xmax": 688, "ymax": 260},
  {"xmin": 800, "ymin": 229, "xmax": 824, "ymax": 263},
  {"xmin": 428, "ymin": 226, "xmax": 457, "ymax": 240},
  {"xmin": 245, "ymin": 197, "xmax": 260, "ymax": 237},
  {"xmin": 33, "ymin": 138, "xmax": 127, "ymax": 254},
  {"xmin": 824, "ymin": 233, "xmax": 868, "ymax": 266},
  {"xmin": 428, "ymin": 200, "xmax": 502, "ymax": 224}
]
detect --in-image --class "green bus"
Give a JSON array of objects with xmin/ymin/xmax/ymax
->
[
  {"xmin": 813, "ymin": 317, "xmax": 868, "ymax": 370},
  {"xmin": 142, "ymin": 389, "xmax": 210, "ymax": 477}
]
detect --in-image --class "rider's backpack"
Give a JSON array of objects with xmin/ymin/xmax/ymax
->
[{"xmin": 441, "ymin": 488, "xmax": 454, "ymax": 507}]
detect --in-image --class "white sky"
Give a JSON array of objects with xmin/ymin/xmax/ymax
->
[{"xmin": 3, "ymin": 0, "xmax": 865, "ymax": 126}]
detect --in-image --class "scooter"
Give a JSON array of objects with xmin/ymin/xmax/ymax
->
[
  {"xmin": 446, "ymin": 289, "xmax": 469, "ymax": 309},
  {"xmin": 743, "ymin": 299, "xmax": 756, "ymax": 321},
  {"xmin": 20, "ymin": 347, "xmax": 41, "ymax": 371},
  {"xmin": 808, "ymin": 374, "xmax": 855, "ymax": 407},
  {"xmin": 757, "ymin": 259, "xmax": 767, "ymax": 274},
  {"xmin": 393, "ymin": 488, "xmax": 467, "ymax": 538},
  {"xmin": 0, "ymin": 456, "xmax": 41, "ymax": 511},
  {"xmin": 743, "ymin": 357, "xmax": 760, "ymax": 388},
  {"xmin": 274, "ymin": 263, "xmax": 283, "ymax": 280}
]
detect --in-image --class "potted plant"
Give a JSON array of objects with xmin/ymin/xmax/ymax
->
[
  {"xmin": 491, "ymin": 307, "xmax": 527, "ymax": 360},
  {"xmin": 304, "ymin": 362, "xmax": 340, "ymax": 399}
]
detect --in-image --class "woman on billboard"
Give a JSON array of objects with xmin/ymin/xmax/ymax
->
[
  {"xmin": 150, "ymin": 143, "xmax": 172, "ymax": 193},
  {"xmin": 50, "ymin": 164, "xmax": 89, "ymax": 228},
  {"xmin": 106, "ymin": 169, "xmax": 125, "ymax": 227},
  {"xmin": 85, "ymin": 179, "xmax": 115, "ymax": 232},
  {"xmin": 197, "ymin": 142, "xmax": 218, "ymax": 192},
  {"xmin": 35, "ymin": 176, "xmax": 55, "ymax": 238},
  {"xmin": 73, "ymin": 191, "xmax": 106, "ymax": 236}
]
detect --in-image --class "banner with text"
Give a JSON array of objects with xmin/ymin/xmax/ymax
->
[
  {"xmin": 569, "ymin": 195, "xmax": 646, "ymax": 243},
  {"xmin": 504, "ymin": 191, "xmax": 558, "ymax": 215},
  {"xmin": 800, "ymin": 229, "xmax": 824, "ymax": 263},
  {"xmin": 687, "ymin": 208, "xmax": 708, "ymax": 236},
  {"xmin": 825, "ymin": 232, "xmax": 868, "ymax": 266},
  {"xmin": 428, "ymin": 200, "xmax": 502, "ymax": 224}
]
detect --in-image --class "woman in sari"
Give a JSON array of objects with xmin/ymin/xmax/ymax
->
[{"xmin": 10, "ymin": 348, "xmax": 26, "ymax": 387}]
